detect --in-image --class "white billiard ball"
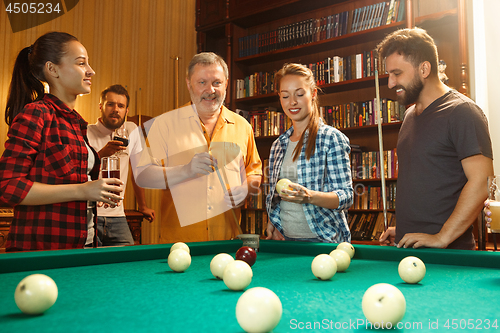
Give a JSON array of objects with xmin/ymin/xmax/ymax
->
[
  {"xmin": 329, "ymin": 249, "xmax": 351, "ymax": 272},
  {"xmin": 168, "ymin": 249, "xmax": 192, "ymax": 272},
  {"xmin": 15, "ymin": 274, "xmax": 58, "ymax": 315},
  {"xmin": 398, "ymin": 256, "xmax": 426, "ymax": 284},
  {"xmin": 336, "ymin": 242, "xmax": 355, "ymax": 259},
  {"xmin": 276, "ymin": 178, "xmax": 292, "ymax": 195},
  {"xmin": 236, "ymin": 287, "xmax": 282, "ymax": 333},
  {"xmin": 223, "ymin": 260, "xmax": 252, "ymax": 291},
  {"xmin": 362, "ymin": 283, "xmax": 406, "ymax": 328},
  {"xmin": 311, "ymin": 254, "xmax": 337, "ymax": 280},
  {"xmin": 170, "ymin": 242, "xmax": 190, "ymax": 254},
  {"xmin": 210, "ymin": 253, "xmax": 234, "ymax": 280}
]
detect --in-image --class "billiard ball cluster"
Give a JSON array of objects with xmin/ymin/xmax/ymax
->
[
  {"xmin": 309, "ymin": 242, "xmax": 428, "ymax": 328},
  {"xmin": 361, "ymin": 255, "xmax": 427, "ymax": 328},
  {"xmin": 209, "ymin": 246, "xmax": 257, "ymax": 291},
  {"xmin": 210, "ymin": 253, "xmax": 234, "ymax": 279},
  {"xmin": 167, "ymin": 243, "xmax": 281, "ymax": 332},
  {"xmin": 11, "ymin": 240, "xmax": 428, "ymax": 333},
  {"xmin": 311, "ymin": 254, "xmax": 337, "ymax": 280},
  {"xmin": 208, "ymin": 246, "xmax": 282, "ymax": 332},
  {"xmin": 311, "ymin": 242, "xmax": 353, "ymax": 280},
  {"xmin": 168, "ymin": 242, "xmax": 192, "ymax": 272},
  {"xmin": 329, "ymin": 249, "xmax": 351, "ymax": 272}
]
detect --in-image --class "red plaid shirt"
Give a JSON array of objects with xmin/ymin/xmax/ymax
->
[{"xmin": 0, "ymin": 94, "xmax": 99, "ymax": 251}]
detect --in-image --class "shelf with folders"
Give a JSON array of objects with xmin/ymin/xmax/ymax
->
[
  {"xmin": 350, "ymin": 145, "xmax": 397, "ymax": 209},
  {"xmin": 240, "ymin": 210, "xmax": 269, "ymax": 237},
  {"xmin": 320, "ymin": 98, "xmax": 404, "ymax": 130},
  {"xmin": 244, "ymin": 185, "xmax": 268, "ymax": 210},
  {"xmin": 351, "ymin": 147, "xmax": 398, "ymax": 180},
  {"xmin": 242, "ymin": 182, "xmax": 269, "ymax": 238},
  {"xmin": 236, "ymin": 107, "xmax": 291, "ymax": 139},
  {"xmin": 349, "ymin": 211, "xmax": 396, "ymax": 241},
  {"xmin": 351, "ymin": 183, "xmax": 397, "ymax": 211}
]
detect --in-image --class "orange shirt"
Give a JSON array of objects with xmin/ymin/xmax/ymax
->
[{"xmin": 138, "ymin": 104, "xmax": 262, "ymax": 243}]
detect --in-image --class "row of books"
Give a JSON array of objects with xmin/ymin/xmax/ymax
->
[
  {"xmin": 235, "ymin": 71, "xmax": 276, "ymax": 99},
  {"xmin": 238, "ymin": 101, "xmax": 403, "ymax": 139},
  {"xmin": 352, "ymin": 183, "xmax": 397, "ymax": 210},
  {"xmin": 240, "ymin": 209, "xmax": 395, "ymax": 240},
  {"xmin": 240, "ymin": 210, "xmax": 396, "ymax": 240},
  {"xmin": 320, "ymin": 98, "xmax": 404, "ymax": 130},
  {"xmin": 351, "ymin": 0, "xmax": 405, "ymax": 33},
  {"xmin": 349, "ymin": 212, "xmax": 396, "ymax": 241},
  {"xmin": 238, "ymin": 0, "xmax": 405, "ymax": 58},
  {"xmin": 351, "ymin": 147, "xmax": 399, "ymax": 180},
  {"xmin": 244, "ymin": 181, "xmax": 397, "ymax": 211},
  {"xmin": 316, "ymin": 51, "xmax": 383, "ymax": 86},
  {"xmin": 237, "ymin": 108, "xmax": 293, "ymax": 138},
  {"xmin": 241, "ymin": 210, "xmax": 269, "ymax": 237},
  {"xmin": 248, "ymin": 167, "xmax": 398, "ymax": 211},
  {"xmin": 235, "ymin": 50, "xmax": 385, "ymax": 100}
]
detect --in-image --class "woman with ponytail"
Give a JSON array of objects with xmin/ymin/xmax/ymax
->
[
  {"xmin": 265, "ymin": 63, "xmax": 353, "ymax": 243},
  {"xmin": 0, "ymin": 32, "xmax": 123, "ymax": 251}
]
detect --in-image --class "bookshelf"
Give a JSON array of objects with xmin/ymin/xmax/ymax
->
[{"xmin": 196, "ymin": 0, "xmax": 469, "ymax": 243}]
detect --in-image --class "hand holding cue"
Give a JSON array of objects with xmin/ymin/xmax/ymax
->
[{"xmin": 209, "ymin": 150, "xmax": 244, "ymax": 235}]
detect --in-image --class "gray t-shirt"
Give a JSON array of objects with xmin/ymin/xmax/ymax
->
[
  {"xmin": 395, "ymin": 90, "xmax": 493, "ymax": 249},
  {"xmin": 279, "ymin": 140, "xmax": 317, "ymax": 239}
]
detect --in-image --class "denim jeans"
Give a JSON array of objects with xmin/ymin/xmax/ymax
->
[
  {"xmin": 97, "ymin": 216, "xmax": 135, "ymax": 246},
  {"xmin": 283, "ymin": 235, "xmax": 331, "ymax": 243}
]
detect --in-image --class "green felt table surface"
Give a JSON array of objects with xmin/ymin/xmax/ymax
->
[{"xmin": 1, "ymin": 241, "xmax": 500, "ymax": 333}]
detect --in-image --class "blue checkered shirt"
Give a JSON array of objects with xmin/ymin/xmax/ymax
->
[{"xmin": 266, "ymin": 120, "xmax": 353, "ymax": 243}]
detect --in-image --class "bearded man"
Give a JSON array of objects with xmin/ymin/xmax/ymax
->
[
  {"xmin": 377, "ymin": 28, "xmax": 493, "ymax": 250},
  {"xmin": 88, "ymin": 84, "xmax": 155, "ymax": 246}
]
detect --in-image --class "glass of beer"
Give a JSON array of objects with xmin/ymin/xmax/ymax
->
[
  {"xmin": 101, "ymin": 156, "xmax": 120, "ymax": 196},
  {"xmin": 487, "ymin": 176, "xmax": 500, "ymax": 233},
  {"xmin": 113, "ymin": 126, "xmax": 129, "ymax": 156}
]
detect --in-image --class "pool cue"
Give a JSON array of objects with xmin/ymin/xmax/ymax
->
[
  {"xmin": 375, "ymin": 57, "xmax": 389, "ymax": 231},
  {"xmin": 93, "ymin": 204, "xmax": 98, "ymax": 248},
  {"xmin": 138, "ymin": 88, "xmax": 142, "ymax": 127},
  {"xmin": 171, "ymin": 56, "xmax": 180, "ymax": 108},
  {"xmin": 210, "ymin": 151, "xmax": 243, "ymax": 235}
]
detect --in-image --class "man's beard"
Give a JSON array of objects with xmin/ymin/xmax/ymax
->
[
  {"xmin": 396, "ymin": 74, "xmax": 423, "ymax": 106},
  {"xmin": 192, "ymin": 91, "xmax": 226, "ymax": 114},
  {"xmin": 102, "ymin": 114, "xmax": 126, "ymax": 130}
]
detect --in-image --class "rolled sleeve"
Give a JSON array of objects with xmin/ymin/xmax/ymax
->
[
  {"xmin": 0, "ymin": 107, "xmax": 42, "ymax": 205},
  {"xmin": 244, "ymin": 125, "xmax": 263, "ymax": 177}
]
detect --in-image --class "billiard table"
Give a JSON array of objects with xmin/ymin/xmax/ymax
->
[{"xmin": 1, "ymin": 241, "xmax": 499, "ymax": 332}]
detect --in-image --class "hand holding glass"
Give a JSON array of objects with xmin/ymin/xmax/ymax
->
[
  {"xmin": 101, "ymin": 156, "xmax": 121, "ymax": 206},
  {"xmin": 113, "ymin": 126, "xmax": 129, "ymax": 156}
]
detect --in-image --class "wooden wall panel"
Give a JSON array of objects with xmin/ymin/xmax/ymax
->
[{"xmin": 0, "ymin": 0, "xmax": 197, "ymax": 245}]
